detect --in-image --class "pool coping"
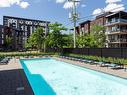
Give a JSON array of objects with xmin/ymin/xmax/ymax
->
[{"xmin": 53, "ymin": 57, "xmax": 127, "ymax": 80}]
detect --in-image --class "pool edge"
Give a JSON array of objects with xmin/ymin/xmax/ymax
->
[
  {"xmin": 18, "ymin": 60, "xmax": 35, "ymax": 95},
  {"xmin": 53, "ymin": 57, "xmax": 127, "ymax": 80}
]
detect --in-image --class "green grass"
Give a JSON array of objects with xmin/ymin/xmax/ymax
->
[{"xmin": 0, "ymin": 51, "xmax": 59, "ymax": 57}]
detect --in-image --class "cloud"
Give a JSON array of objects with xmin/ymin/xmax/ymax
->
[
  {"xmin": 63, "ymin": 1, "xmax": 80, "ymax": 9},
  {"xmin": 93, "ymin": 0, "xmax": 125, "ymax": 15},
  {"xmin": 93, "ymin": 8, "xmax": 103, "ymax": 15},
  {"xmin": 56, "ymin": 0, "xmax": 66, "ymax": 3},
  {"xmin": 63, "ymin": 1, "xmax": 73, "ymax": 9},
  {"xmin": 106, "ymin": 0, "xmax": 121, "ymax": 3},
  {"xmin": 104, "ymin": 3, "xmax": 125, "ymax": 12},
  {"xmin": 0, "ymin": 0, "xmax": 11, "ymax": 7},
  {"xmin": 0, "ymin": 0, "xmax": 29, "ymax": 8},
  {"xmin": 19, "ymin": 1, "xmax": 29, "ymax": 9},
  {"xmin": 9, "ymin": 0, "xmax": 20, "ymax": 4},
  {"xmin": 54, "ymin": 0, "xmax": 81, "ymax": 9}
]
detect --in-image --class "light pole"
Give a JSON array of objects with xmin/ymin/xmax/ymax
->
[{"xmin": 68, "ymin": 0, "xmax": 80, "ymax": 48}]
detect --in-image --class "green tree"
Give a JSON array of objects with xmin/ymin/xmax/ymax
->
[
  {"xmin": 91, "ymin": 24, "xmax": 106, "ymax": 47},
  {"xmin": 62, "ymin": 33, "xmax": 73, "ymax": 48},
  {"xmin": 25, "ymin": 34, "xmax": 36, "ymax": 49},
  {"xmin": 27, "ymin": 27, "xmax": 45, "ymax": 51},
  {"xmin": 76, "ymin": 34, "xmax": 97, "ymax": 48},
  {"xmin": 46, "ymin": 22, "xmax": 67, "ymax": 48},
  {"xmin": 4, "ymin": 36, "xmax": 13, "ymax": 49},
  {"xmin": 76, "ymin": 24, "xmax": 106, "ymax": 48},
  {"xmin": 76, "ymin": 35, "xmax": 86, "ymax": 48}
]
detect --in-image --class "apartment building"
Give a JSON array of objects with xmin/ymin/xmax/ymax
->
[
  {"xmin": 90, "ymin": 14, "xmax": 106, "ymax": 26},
  {"xmin": 79, "ymin": 20, "xmax": 91, "ymax": 35},
  {"xmin": 76, "ymin": 14, "xmax": 106, "ymax": 36},
  {"xmin": 2, "ymin": 16, "xmax": 50, "ymax": 50},
  {"xmin": 0, "ymin": 25, "xmax": 4, "ymax": 49},
  {"xmin": 76, "ymin": 11, "xmax": 127, "ymax": 48},
  {"xmin": 105, "ymin": 11, "xmax": 127, "ymax": 48}
]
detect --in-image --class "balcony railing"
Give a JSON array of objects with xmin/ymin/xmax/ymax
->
[
  {"xmin": 106, "ymin": 29, "xmax": 127, "ymax": 33},
  {"xmin": 109, "ymin": 38, "xmax": 127, "ymax": 43},
  {"xmin": 106, "ymin": 19, "xmax": 127, "ymax": 26}
]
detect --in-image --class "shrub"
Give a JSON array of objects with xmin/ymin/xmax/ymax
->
[{"xmin": 63, "ymin": 53, "xmax": 127, "ymax": 65}]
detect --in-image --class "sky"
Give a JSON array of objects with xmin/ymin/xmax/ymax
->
[{"xmin": 0, "ymin": 0, "xmax": 127, "ymax": 30}]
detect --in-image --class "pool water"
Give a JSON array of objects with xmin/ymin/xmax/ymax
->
[{"xmin": 20, "ymin": 58, "xmax": 127, "ymax": 95}]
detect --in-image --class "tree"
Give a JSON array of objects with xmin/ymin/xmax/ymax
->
[
  {"xmin": 25, "ymin": 34, "xmax": 36, "ymax": 49},
  {"xmin": 62, "ymin": 33, "xmax": 73, "ymax": 48},
  {"xmin": 76, "ymin": 35, "xmax": 86, "ymax": 48},
  {"xmin": 76, "ymin": 24, "xmax": 106, "ymax": 48},
  {"xmin": 46, "ymin": 22, "xmax": 67, "ymax": 48},
  {"xmin": 27, "ymin": 27, "xmax": 45, "ymax": 51},
  {"xmin": 76, "ymin": 34, "xmax": 97, "ymax": 48},
  {"xmin": 4, "ymin": 36, "xmax": 13, "ymax": 49},
  {"xmin": 91, "ymin": 24, "xmax": 106, "ymax": 47}
]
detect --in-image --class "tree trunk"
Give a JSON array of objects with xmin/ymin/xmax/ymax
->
[{"xmin": 43, "ymin": 42, "xmax": 46, "ymax": 53}]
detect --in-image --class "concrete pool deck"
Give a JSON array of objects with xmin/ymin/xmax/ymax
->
[
  {"xmin": 54, "ymin": 57, "xmax": 127, "ymax": 79},
  {"xmin": 0, "ymin": 56, "xmax": 127, "ymax": 95},
  {"xmin": 0, "ymin": 58, "xmax": 34, "ymax": 95}
]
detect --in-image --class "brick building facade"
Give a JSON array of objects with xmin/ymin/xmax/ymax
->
[{"xmin": 76, "ymin": 11, "xmax": 127, "ymax": 48}]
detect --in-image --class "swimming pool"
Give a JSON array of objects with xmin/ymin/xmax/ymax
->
[{"xmin": 20, "ymin": 58, "xmax": 127, "ymax": 95}]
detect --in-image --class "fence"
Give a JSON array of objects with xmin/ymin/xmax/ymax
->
[{"xmin": 46, "ymin": 48, "xmax": 127, "ymax": 58}]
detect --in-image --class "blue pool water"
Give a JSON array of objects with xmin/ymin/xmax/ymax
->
[{"xmin": 20, "ymin": 58, "xmax": 127, "ymax": 95}]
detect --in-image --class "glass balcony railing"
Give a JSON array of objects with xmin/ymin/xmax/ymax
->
[{"xmin": 106, "ymin": 19, "xmax": 127, "ymax": 25}]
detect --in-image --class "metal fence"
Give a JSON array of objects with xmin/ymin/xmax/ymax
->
[{"xmin": 46, "ymin": 48, "xmax": 127, "ymax": 58}]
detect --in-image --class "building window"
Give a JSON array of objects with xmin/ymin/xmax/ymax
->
[
  {"xmin": 25, "ymin": 26, "xmax": 27, "ymax": 31},
  {"xmin": 2, "ymin": 40, "xmax": 4, "ymax": 44}
]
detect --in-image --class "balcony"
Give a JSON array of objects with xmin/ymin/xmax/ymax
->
[
  {"xmin": 108, "ymin": 38, "xmax": 127, "ymax": 44},
  {"xmin": 107, "ymin": 29, "xmax": 127, "ymax": 35},
  {"xmin": 105, "ymin": 19, "xmax": 127, "ymax": 26}
]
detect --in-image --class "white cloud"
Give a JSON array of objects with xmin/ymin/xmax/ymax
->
[
  {"xmin": 8, "ymin": 0, "xmax": 20, "ymax": 5},
  {"xmin": 93, "ymin": 0, "xmax": 125, "ymax": 15},
  {"xmin": 106, "ymin": 0, "xmax": 121, "ymax": 3},
  {"xmin": 56, "ymin": 0, "xmax": 66, "ymax": 3},
  {"xmin": 19, "ymin": 1, "xmax": 29, "ymax": 9},
  {"xmin": 0, "ymin": 0, "xmax": 29, "ymax": 8},
  {"xmin": 54, "ymin": 0, "xmax": 81, "ymax": 9},
  {"xmin": 0, "ymin": 0, "xmax": 10, "ymax": 7},
  {"xmin": 104, "ymin": 3, "xmax": 125, "ymax": 12},
  {"xmin": 63, "ymin": 1, "xmax": 73, "ymax": 9},
  {"xmin": 93, "ymin": 8, "xmax": 103, "ymax": 15},
  {"xmin": 63, "ymin": 1, "xmax": 80, "ymax": 9}
]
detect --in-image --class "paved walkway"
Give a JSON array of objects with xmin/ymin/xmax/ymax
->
[
  {"xmin": 54, "ymin": 57, "xmax": 127, "ymax": 79},
  {"xmin": 0, "ymin": 58, "xmax": 34, "ymax": 95}
]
